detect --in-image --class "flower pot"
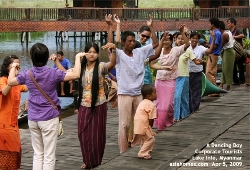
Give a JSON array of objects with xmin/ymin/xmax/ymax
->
[{"xmin": 245, "ymin": 63, "xmax": 250, "ymax": 85}]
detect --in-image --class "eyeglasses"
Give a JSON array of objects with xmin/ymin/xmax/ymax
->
[{"xmin": 141, "ymin": 34, "xmax": 150, "ymax": 39}]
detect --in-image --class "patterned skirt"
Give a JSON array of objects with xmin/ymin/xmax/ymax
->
[
  {"xmin": 78, "ymin": 103, "xmax": 107, "ymax": 168},
  {"xmin": 0, "ymin": 150, "xmax": 21, "ymax": 169}
]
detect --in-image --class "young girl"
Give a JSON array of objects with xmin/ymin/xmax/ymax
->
[
  {"xmin": 132, "ymin": 84, "xmax": 157, "ymax": 160},
  {"xmin": 0, "ymin": 55, "xmax": 28, "ymax": 169},
  {"xmin": 53, "ymin": 41, "xmax": 116, "ymax": 169},
  {"xmin": 77, "ymin": 42, "xmax": 116, "ymax": 169}
]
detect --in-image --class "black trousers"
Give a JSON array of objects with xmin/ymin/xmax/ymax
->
[{"xmin": 233, "ymin": 56, "xmax": 245, "ymax": 84}]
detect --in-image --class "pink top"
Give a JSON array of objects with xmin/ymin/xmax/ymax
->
[
  {"xmin": 134, "ymin": 99, "xmax": 157, "ymax": 135},
  {"xmin": 156, "ymin": 45, "xmax": 185, "ymax": 80}
]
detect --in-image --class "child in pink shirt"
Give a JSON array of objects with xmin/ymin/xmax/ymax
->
[{"xmin": 132, "ymin": 84, "xmax": 157, "ymax": 159}]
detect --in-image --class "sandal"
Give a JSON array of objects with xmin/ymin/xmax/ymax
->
[{"xmin": 138, "ymin": 155, "xmax": 152, "ymax": 160}]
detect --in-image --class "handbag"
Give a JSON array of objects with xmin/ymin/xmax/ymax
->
[
  {"xmin": 232, "ymin": 28, "xmax": 245, "ymax": 60},
  {"xmin": 28, "ymin": 70, "xmax": 64, "ymax": 137},
  {"xmin": 233, "ymin": 39, "xmax": 245, "ymax": 60}
]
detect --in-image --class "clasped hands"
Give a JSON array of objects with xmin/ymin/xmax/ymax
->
[
  {"xmin": 101, "ymin": 43, "xmax": 116, "ymax": 51},
  {"xmin": 161, "ymin": 65, "xmax": 174, "ymax": 71}
]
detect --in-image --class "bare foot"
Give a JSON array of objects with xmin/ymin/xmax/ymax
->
[
  {"xmin": 70, "ymin": 90, "xmax": 76, "ymax": 94},
  {"xmin": 208, "ymin": 93, "xmax": 220, "ymax": 97},
  {"xmin": 61, "ymin": 92, "xmax": 65, "ymax": 96},
  {"xmin": 218, "ymin": 84, "xmax": 223, "ymax": 89},
  {"xmin": 138, "ymin": 155, "xmax": 152, "ymax": 160},
  {"xmin": 81, "ymin": 164, "xmax": 87, "ymax": 169}
]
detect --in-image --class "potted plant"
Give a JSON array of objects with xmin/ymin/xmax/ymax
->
[{"xmin": 243, "ymin": 38, "xmax": 250, "ymax": 55}]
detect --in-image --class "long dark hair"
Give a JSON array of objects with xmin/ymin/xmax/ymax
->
[
  {"xmin": 0, "ymin": 55, "xmax": 19, "ymax": 77},
  {"xmin": 78, "ymin": 42, "xmax": 100, "ymax": 113}
]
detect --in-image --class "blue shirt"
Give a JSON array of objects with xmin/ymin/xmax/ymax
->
[
  {"xmin": 53, "ymin": 58, "xmax": 71, "ymax": 70},
  {"xmin": 138, "ymin": 41, "xmax": 154, "ymax": 85},
  {"xmin": 209, "ymin": 29, "xmax": 222, "ymax": 56},
  {"xmin": 108, "ymin": 67, "xmax": 116, "ymax": 79}
]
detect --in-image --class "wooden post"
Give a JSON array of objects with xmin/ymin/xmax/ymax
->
[
  {"xmin": 21, "ymin": 32, "xmax": 25, "ymax": 43},
  {"xmin": 25, "ymin": 32, "xmax": 29, "ymax": 47}
]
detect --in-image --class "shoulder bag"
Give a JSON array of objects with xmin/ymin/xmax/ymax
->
[
  {"xmin": 232, "ymin": 28, "xmax": 245, "ymax": 60},
  {"xmin": 28, "ymin": 70, "xmax": 64, "ymax": 137}
]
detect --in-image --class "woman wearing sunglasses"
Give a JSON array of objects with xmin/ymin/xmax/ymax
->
[{"xmin": 136, "ymin": 19, "xmax": 159, "ymax": 85}]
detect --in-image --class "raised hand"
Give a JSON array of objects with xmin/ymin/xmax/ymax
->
[
  {"xmin": 76, "ymin": 52, "xmax": 88, "ymax": 59},
  {"xmin": 146, "ymin": 14, "xmax": 153, "ymax": 27},
  {"xmin": 179, "ymin": 24, "xmax": 186, "ymax": 33},
  {"xmin": 113, "ymin": 14, "xmax": 120, "ymax": 24},
  {"xmin": 49, "ymin": 54, "xmax": 57, "ymax": 61},
  {"xmin": 11, "ymin": 62, "xmax": 20, "ymax": 70},
  {"xmin": 105, "ymin": 14, "xmax": 113, "ymax": 26},
  {"xmin": 184, "ymin": 26, "xmax": 189, "ymax": 34},
  {"xmin": 161, "ymin": 31, "xmax": 170, "ymax": 41},
  {"xmin": 102, "ymin": 43, "xmax": 116, "ymax": 50}
]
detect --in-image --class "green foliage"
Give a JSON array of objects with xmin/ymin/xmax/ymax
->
[
  {"xmin": 243, "ymin": 38, "xmax": 250, "ymax": 49},
  {"xmin": 0, "ymin": 0, "xmax": 73, "ymax": 8},
  {"xmin": 139, "ymin": 0, "xmax": 194, "ymax": 8},
  {"xmin": 0, "ymin": 32, "xmax": 45, "ymax": 41}
]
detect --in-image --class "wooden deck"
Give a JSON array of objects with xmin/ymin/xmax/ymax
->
[{"xmin": 19, "ymin": 84, "xmax": 250, "ymax": 170}]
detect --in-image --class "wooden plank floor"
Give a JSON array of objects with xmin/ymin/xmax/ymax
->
[{"xmin": 19, "ymin": 84, "xmax": 250, "ymax": 170}]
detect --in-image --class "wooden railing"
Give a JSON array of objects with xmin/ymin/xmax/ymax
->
[{"xmin": 0, "ymin": 7, "xmax": 249, "ymax": 21}]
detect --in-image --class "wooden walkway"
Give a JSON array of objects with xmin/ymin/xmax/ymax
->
[{"xmin": 19, "ymin": 85, "xmax": 250, "ymax": 170}]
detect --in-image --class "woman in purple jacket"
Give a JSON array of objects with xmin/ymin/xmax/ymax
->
[{"xmin": 8, "ymin": 43, "xmax": 86, "ymax": 170}]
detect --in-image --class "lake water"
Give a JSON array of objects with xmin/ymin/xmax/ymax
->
[
  {"xmin": 0, "ymin": 31, "xmax": 117, "ymax": 128},
  {"xmin": 0, "ymin": 31, "xmax": 113, "ymax": 105}
]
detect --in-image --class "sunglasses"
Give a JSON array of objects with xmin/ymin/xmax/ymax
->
[{"xmin": 141, "ymin": 34, "xmax": 150, "ymax": 39}]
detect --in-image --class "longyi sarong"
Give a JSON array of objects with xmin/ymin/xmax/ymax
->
[
  {"xmin": 174, "ymin": 77, "xmax": 190, "ymax": 120},
  {"xmin": 189, "ymin": 71, "xmax": 202, "ymax": 113},
  {"xmin": 78, "ymin": 103, "xmax": 107, "ymax": 168},
  {"xmin": 153, "ymin": 79, "xmax": 175, "ymax": 130},
  {"xmin": 221, "ymin": 48, "xmax": 235, "ymax": 85}
]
